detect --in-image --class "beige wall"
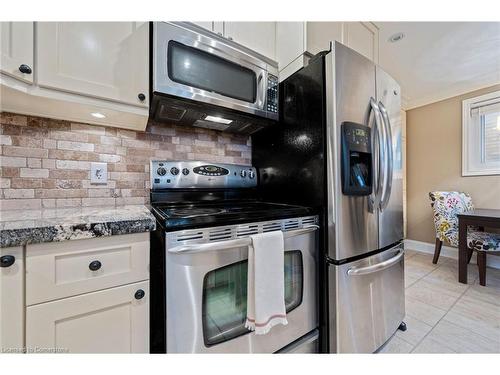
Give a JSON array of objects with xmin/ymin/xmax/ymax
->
[{"xmin": 406, "ymin": 84, "xmax": 500, "ymax": 243}]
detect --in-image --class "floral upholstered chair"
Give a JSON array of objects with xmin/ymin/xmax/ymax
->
[{"xmin": 429, "ymin": 191, "xmax": 500, "ymax": 286}]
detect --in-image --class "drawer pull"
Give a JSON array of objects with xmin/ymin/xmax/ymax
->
[
  {"xmin": 88, "ymin": 260, "xmax": 102, "ymax": 271},
  {"xmin": 134, "ymin": 289, "xmax": 145, "ymax": 300},
  {"xmin": 0, "ymin": 255, "xmax": 16, "ymax": 268}
]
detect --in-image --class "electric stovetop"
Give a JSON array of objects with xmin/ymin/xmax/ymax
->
[{"xmin": 151, "ymin": 200, "xmax": 315, "ymax": 231}]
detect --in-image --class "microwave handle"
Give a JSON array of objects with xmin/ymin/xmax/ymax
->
[
  {"xmin": 256, "ymin": 71, "xmax": 265, "ymax": 109},
  {"xmin": 168, "ymin": 225, "xmax": 319, "ymax": 254}
]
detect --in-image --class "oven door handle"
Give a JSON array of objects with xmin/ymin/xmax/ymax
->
[
  {"xmin": 346, "ymin": 250, "xmax": 404, "ymax": 276},
  {"xmin": 168, "ymin": 225, "xmax": 319, "ymax": 254}
]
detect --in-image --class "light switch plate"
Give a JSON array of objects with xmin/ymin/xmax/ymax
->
[{"xmin": 90, "ymin": 162, "xmax": 107, "ymax": 184}]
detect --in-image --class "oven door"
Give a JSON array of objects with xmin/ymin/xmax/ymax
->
[
  {"xmin": 165, "ymin": 226, "xmax": 318, "ymax": 353},
  {"xmin": 153, "ymin": 22, "xmax": 274, "ymax": 119}
]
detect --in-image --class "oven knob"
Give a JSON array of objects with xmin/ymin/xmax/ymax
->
[
  {"xmin": 240, "ymin": 170, "xmax": 247, "ymax": 178},
  {"xmin": 248, "ymin": 170, "xmax": 255, "ymax": 179},
  {"xmin": 182, "ymin": 168, "xmax": 190, "ymax": 175},
  {"xmin": 170, "ymin": 167, "xmax": 179, "ymax": 175},
  {"xmin": 157, "ymin": 167, "xmax": 166, "ymax": 176}
]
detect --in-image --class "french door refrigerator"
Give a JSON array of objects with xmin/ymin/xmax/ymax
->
[{"xmin": 252, "ymin": 42, "xmax": 405, "ymax": 353}]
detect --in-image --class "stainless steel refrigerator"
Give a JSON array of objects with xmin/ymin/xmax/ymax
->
[{"xmin": 253, "ymin": 42, "xmax": 405, "ymax": 353}]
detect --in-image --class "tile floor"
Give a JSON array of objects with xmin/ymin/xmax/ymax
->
[{"xmin": 379, "ymin": 249, "xmax": 500, "ymax": 353}]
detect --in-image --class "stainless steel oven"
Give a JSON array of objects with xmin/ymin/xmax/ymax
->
[
  {"xmin": 151, "ymin": 22, "xmax": 279, "ymax": 134},
  {"xmin": 164, "ymin": 216, "xmax": 318, "ymax": 353}
]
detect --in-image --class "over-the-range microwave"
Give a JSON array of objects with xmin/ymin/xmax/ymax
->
[{"xmin": 151, "ymin": 22, "xmax": 279, "ymax": 135}]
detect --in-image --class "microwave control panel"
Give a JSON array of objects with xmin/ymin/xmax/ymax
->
[{"xmin": 266, "ymin": 74, "xmax": 279, "ymax": 114}]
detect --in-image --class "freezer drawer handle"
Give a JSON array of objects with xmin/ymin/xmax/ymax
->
[
  {"xmin": 168, "ymin": 225, "xmax": 319, "ymax": 254},
  {"xmin": 347, "ymin": 250, "xmax": 404, "ymax": 276}
]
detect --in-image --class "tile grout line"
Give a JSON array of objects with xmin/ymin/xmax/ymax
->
[
  {"xmin": 408, "ymin": 273, "xmax": 473, "ymax": 353},
  {"xmin": 403, "ymin": 253, "xmax": 473, "ymax": 352}
]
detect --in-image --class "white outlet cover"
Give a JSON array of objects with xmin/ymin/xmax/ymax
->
[{"xmin": 90, "ymin": 162, "xmax": 107, "ymax": 184}]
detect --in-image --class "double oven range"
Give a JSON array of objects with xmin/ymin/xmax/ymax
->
[{"xmin": 149, "ymin": 160, "xmax": 319, "ymax": 353}]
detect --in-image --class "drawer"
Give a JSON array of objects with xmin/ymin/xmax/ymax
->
[{"xmin": 26, "ymin": 232, "xmax": 149, "ymax": 305}]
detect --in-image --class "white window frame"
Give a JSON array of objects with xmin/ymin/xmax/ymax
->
[{"xmin": 462, "ymin": 90, "xmax": 500, "ymax": 176}]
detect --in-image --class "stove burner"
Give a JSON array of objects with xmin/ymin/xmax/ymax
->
[{"xmin": 168, "ymin": 207, "xmax": 224, "ymax": 218}]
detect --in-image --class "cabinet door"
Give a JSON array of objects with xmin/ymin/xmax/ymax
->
[
  {"xmin": 26, "ymin": 281, "xmax": 149, "ymax": 353},
  {"xmin": 306, "ymin": 22, "xmax": 343, "ymax": 55},
  {"xmin": 0, "ymin": 22, "xmax": 34, "ymax": 83},
  {"xmin": 344, "ymin": 22, "xmax": 379, "ymax": 63},
  {"xmin": 0, "ymin": 247, "xmax": 24, "ymax": 352},
  {"xmin": 36, "ymin": 22, "xmax": 149, "ymax": 107},
  {"xmin": 223, "ymin": 22, "xmax": 276, "ymax": 60},
  {"xmin": 276, "ymin": 22, "xmax": 305, "ymax": 71},
  {"xmin": 190, "ymin": 21, "xmax": 214, "ymax": 32}
]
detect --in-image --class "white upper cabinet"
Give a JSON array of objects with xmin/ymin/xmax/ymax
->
[
  {"xmin": 223, "ymin": 22, "xmax": 276, "ymax": 61},
  {"xmin": 36, "ymin": 22, "xmax": 149, "ymax": 108},
  {"xmin": 276, "ymin": 22, "xmax": 306, "ymax": 71},
  {"xmin": 306, "ymin": 22, "xmax": 379, "ymax": 63},
  {"xmin": 276, "ymin": 22, "xmax": 379, "ymax": 81},
  {"xmin": 190, "ymin": 21, "xmax": 214, "ymax": 31},
  {"xmin": 190, "ymin": 21, "xmax": 223, "ymax": 35},
  {"xmin": 0, "ymin": 22, "xmax": 34, "ymax": 84},
  {"xmin": 306, "ymin": 22, "xmax": 343, "ymax": 56},
  {"xmin": 343, "ymin": 22, "xmax": 379, "ymax": 63}
]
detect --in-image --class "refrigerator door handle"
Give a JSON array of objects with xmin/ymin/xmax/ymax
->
[
  {"xmin": 346, "ymin": 250, "xmax": 404, "ymax": 276},
  {"xmin": 369, "ymin": 98, "xmax": 384, "ymax": 211},
  {"xmin": 378, "ymin": 101, "xmax": 393, "ymax": 211}
]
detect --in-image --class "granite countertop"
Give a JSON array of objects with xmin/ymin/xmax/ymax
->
[{"xmin": 0, "ymin": 205, "xmax": 156, "ymax": 248}]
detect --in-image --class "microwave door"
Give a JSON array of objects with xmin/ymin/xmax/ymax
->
[{"xmin": 153, "ymin": 22, "xmax": 270, "ymax": 118}]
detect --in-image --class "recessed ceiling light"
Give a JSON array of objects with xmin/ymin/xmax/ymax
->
[
  {"xmin": 91, "ymin": 112, "xmax": 106, "ymax": 119},
  {"xmin": 388, "ymin": 32, "xmax": 405, "ymax": 43}
]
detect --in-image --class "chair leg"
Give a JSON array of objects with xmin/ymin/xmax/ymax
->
[
  {"xmin": 477, "ymin": 252, "xmax": 487, "ymax": 287},
  {"xmin": 467, "ymin": 248, "xmax": 474, "ymax": 264},
  {"xmin": 433, "ymin": 238, "xmax": 443, "ymax": 264}
]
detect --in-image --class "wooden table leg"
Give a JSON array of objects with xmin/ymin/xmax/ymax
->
[{"xmin": 458, "ymin": 220, "xmax": 468, "ymax": 284}]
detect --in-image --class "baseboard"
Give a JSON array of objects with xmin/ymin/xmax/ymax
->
[{"xmin": 404, "ymin": 239, "xmax": 500, "ymax": 270}]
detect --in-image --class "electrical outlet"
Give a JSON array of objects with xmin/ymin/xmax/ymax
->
[{"xmin": 90, "ymin": 162, "xmax": 107, "ymax": 184}]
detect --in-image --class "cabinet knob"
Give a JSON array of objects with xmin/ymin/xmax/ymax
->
[
  {"xmin": 138, "ymin": 93, "xmax": 146, "ymax": 101},
  {"xmin": 134, "ymin": 289, "xmax": 145, "ymax": 300},
  {"xmin": 227, "ymin": 36, "xmax": 233, "ymax": 41},
  {"xmin": 89, "ymin": 260, "xmax": 102, "ymax": 271},
  {"xmin": 18, "ymin": 64, "xmax": 32, "ymax": 74},
  {"xmin": 0, "ymin": 255, "xmax": 15, "ymax": 268}
]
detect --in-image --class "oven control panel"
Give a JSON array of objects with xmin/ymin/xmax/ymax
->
[{"xmin": 151, "ymin": 160, "xmax": 257, "ymax": 189}]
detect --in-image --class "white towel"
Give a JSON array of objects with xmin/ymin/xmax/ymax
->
[{"xmin": 245, "ymin": 231, "xmax": 288, "ymax": 335}]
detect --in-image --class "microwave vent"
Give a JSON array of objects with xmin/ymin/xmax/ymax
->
[{"xmin": 158, "ymin": 104, "xmax": 187, "ymax": 121}]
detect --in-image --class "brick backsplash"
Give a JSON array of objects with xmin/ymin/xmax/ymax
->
[{"xmin": 0, "ymin": 112, "xmax": 251, "ymax": 210}]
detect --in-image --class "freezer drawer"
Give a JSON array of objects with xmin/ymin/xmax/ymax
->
[{"xmin": 329, "ymin": 242, "xmax": 405, "ymax": 353}]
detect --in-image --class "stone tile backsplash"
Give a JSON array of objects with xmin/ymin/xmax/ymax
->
[{"xmin": 0, "ymin": 112, "xmax": 251, "ymax": 210}]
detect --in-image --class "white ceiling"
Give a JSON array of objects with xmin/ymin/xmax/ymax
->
[{"xmin": 376, "ymin": 22, "xmax": 500, "ymax": 109}]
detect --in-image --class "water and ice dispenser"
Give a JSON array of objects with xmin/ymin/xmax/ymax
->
[{"xmin": 341, "ymin": 122, "xmax": 372, "ymax": 196}]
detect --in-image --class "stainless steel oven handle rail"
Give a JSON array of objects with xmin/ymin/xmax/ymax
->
[
  {"xmin": 168, "ymin": 225, "xmax": 319, "ymax": 254},
  {"xmin": 346, "ymin": 249, "xmax": 404, "ymax": 276}
]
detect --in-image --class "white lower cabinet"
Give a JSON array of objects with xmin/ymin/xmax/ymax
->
[
  {"xmin": 26, "ymin": 280, "xmax": 149, "ymax": 353},
  {"xmin": 1, "ymin": 234, "xmax": 150, "ymax": 354},
  {"xmin": 0, "ymin": 246, "xmax": 24, "ymax": 353}
]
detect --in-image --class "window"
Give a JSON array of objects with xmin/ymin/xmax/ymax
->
[
  {"xmin": 202, "ymin": 250, "xmax": 303, "ymax": 346},
  {"xmin": 462, "ymin": 90, "xmax": 500, "ymax": 176}
]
